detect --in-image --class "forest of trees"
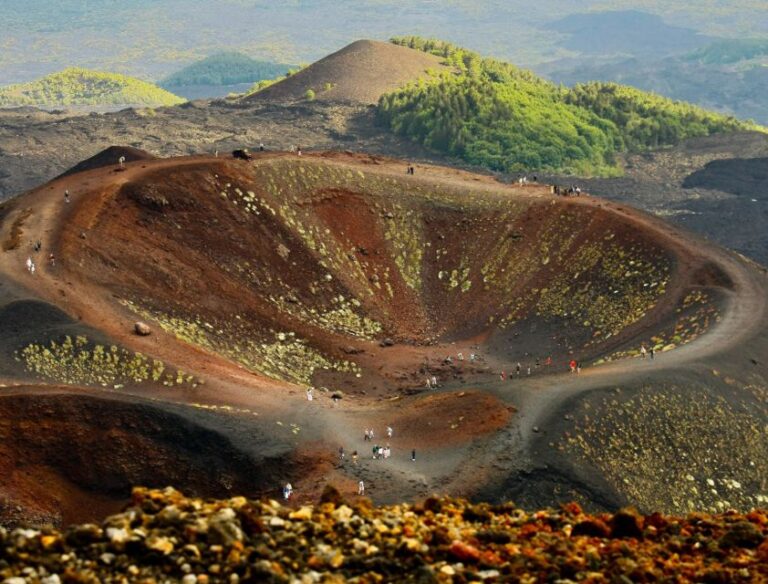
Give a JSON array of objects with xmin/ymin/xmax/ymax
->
[
  {"xmin": 0, "ymin": 68, "xmax": 185, "ymax": 107},
  {"xmin": 379, "ymin": 37, "xmax": 759, "ymax": 175},
  {"xmin": 162, "ymin": 52, "xmax": 293, "ymax": 87}
]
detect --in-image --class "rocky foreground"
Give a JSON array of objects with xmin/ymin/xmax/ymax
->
[{"xmin": 1, "ymin": 488, "xmax": 766, "ymax": 584}]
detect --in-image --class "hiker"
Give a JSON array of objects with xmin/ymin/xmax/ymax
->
[
  {"xmin": 297, "ymin": 146, "xmax": 302, "ymax": 156},
  {"xmin": 214, "ymin": 149, "xmax": 219, "ymax": 157},
  {"xmin": 569, "ymin": 359, "xmax": 577, "ymax": 373},
  {"xmin": 352, "ymin": 451, "xmax": 358, "ymax": 465},
  {"xmin": 386, "ymin": 426, "xmax": 393, "ymax": 438},
  {"xmin": 30, "ymin": 262, "xmax": 35, "ymax": 275},
  {"xmin": 48, "ymin": 253, "xmax": 55, "ymax": 266},
  {"xmin": 576, "ymin": 361, "xmax": 582, "ymax": 374},
  {"xmin": 500, "ymin": 370, "xmax": 506, "ymax": 381},
  {"xmin": 118, "ymin": 155, "xmax": 126, "ymax": 169},
  {"xmin": 372, "ymin": 445, "xmax": 378, "ymax": 459},
  {"xmin": 411, "ymin": 449, "xmax": 416, "ymax": 461},
  {"xmin": 640, "ymin": 345, "xmax": 647, "ymax": 359},
  {"xmin": 339, "ymin": 446, "xmax": 345, "ymax": 461},
  {"xmin": 306, "ymin": 388, "xmax": 313, "ymax": 401},
  {"xmin": 25, "ymin": 257, "xmax": 32, "ymax": 272},
  {"xmin": 64, "ymin": 190, "xmax": 70, "ymax": 203},
  {"xmin": 426, "ymin": 377, "xmax": 432, "ymax": 389},
  {"xmin": 516, "ymin": 362, "xmax": 521, "ymax": 376},
  {"xmin": 259, "ymin": 143, "xmax": 265, "ymax": 152},
  {"xmin": 283, "ymin": 483, "xmax": 293, "ymax": 500},
  {"xmin": 431, "ymin": 375, "xmax": 437, "ymax": 388},
  {"xmin": 358, "ymin": 480, "xmax": 365, "ymax": 495},
  {"xmin": 457, "ymin": 352, "xmax": 464, "ymax": 361},
  {"xmin": 364, "ymin": 429, "xmax": 370, "ymax": 441},
  {"xmin": 527, "ymin": 365, "xmax": 531, "ymax": 376},
  {"xmin": 650, "ymin": 347, "xmax": 655, "ymax": 360}
]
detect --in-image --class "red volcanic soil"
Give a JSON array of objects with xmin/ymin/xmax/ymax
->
[
  {"xmin": 245, "ymin": 39, "xmax": 451, "ymax": 104},
  {"xmin": 386, "ymin": 390, "xmax": 513, "ymax": 448},
  {"xmin": 0, "ymin": 149, "xmax": 765, "ymax": 526}
]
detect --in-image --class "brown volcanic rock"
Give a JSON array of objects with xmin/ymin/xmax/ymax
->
[
  {"xmin": 245, "ymin": 39, "xmax": 450, "ymax": 105},
  {"xmin": 0, "ymin": 489, "xmax": 766, "ymax": 582}
]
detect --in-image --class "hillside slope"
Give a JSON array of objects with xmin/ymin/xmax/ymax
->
[
  {"xmin": 0, "ymin": 68, "xmax": 185, "ymax": 108},
  {"xmin": 245, "ymin": 39, "xmax": 451, "ymax": 105}
]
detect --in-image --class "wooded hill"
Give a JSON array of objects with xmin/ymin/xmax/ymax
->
[
  {"xmin": 0, "ymin": 68, "xmax": 185, "ymax": 108},
  {"xmin": 378, "ymin": 37, "xmax": 762, "ymax": 175}
]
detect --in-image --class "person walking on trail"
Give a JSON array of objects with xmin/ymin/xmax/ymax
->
[
  {"xmin": 569, "ymin": 359, "xmax": 577, "ymax": 374},
  {"xmin": 650, "ymin": 347, "xmax": 655, "ymax": 360},
  {"xmin": 64, "ymin": 190, "xmax": 70, "ymax": 204},
  {"xmin": 386, "ymin": 426, "xmax": 393, "ymax": 438},
  {"xmin": 118, "ymin": 156, "xmax": 126, "ymax": 169},
  {"xmin": 411, "ymin": 449, "xmax": 416, "ymax": 461},
  {"xmin": 283, "ymin": 483, "xmax": 293, "ymax": 500},
  {"xmin": 640, "ymin": 345, "xmax": 647, "ymax": 359},
  {"xmin": 25, "ymin": 257, "xmax": 32, "ymax": 272},
  {"xmin": 500, "ymin": 370, "xmax": 506, "ymax": 381},
  {"xmin": 426, "ymin": 377, "xmax": 432, "ymax": 389},
  {"xmin": 306, "ymin": 388, "xmax": 313, "ymax": 401},
  {"xmin": 339, "ymin": 446, "xmax": 345, "ymax": 462},
  {"xmin": 358, "ymin": 480, "xmax": 365, "ymax": 495},
  {"xmin": 431, "ymin": 375, "xmax": 437, "ymax": 388},
  {"xmin": 352, "ymin": 451, "xmax": 358, "ymax": 465},
  {"xmin": 48, "ymin": 253, "xmax": 55, "ymax": 266},
  {"xmin": 516, "ymin": 362, "xmax": 521, "ymax": 376}
]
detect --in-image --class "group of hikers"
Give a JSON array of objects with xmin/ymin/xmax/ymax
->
[
  {"xmin": 552, "ymin": 184, "xmax": 582, "ymax": 196},
  {"xmin": 284, "ymin": 424, "xmax": 417, "ymax": 501}
]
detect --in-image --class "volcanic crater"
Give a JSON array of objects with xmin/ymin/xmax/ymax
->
[{"xmin": 0, "ymin": 150, "xmax": 766, "ymax": 526}]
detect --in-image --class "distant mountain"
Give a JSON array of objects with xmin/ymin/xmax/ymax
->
[
  {"xmin": 549, "ymin": 10, "xmax": 713, "ymax": 58},
  {"xmin": 161, "ymin": 52, "xmax": 294, "ymax": 88},
  {"xmin": 0, "ymin": 68, "xmax": 185, "ymax": 108},
  {"xmin": 542, "ymin": 39, "xmax": 768, "ymax": 125}
]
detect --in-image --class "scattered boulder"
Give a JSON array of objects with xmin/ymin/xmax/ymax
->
[
  {"xmin": 719, "ymin": 521, "xmax": 764, "ymax": 549},
  {"xmin": 610, "ymin": 508, "xmax": 644, "ymax": 539},
  {"xmin": 134, "ymin": 322, "xmax": 152, "ymax": 336},
  {"xmin": 380, "ymin": 338, "xmax": 394, "ymax": 347},
  {"xmin": 572, "ymin": 518, "xmax": 611, "ymax": 538}
]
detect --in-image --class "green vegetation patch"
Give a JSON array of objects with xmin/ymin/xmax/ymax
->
[
  {"xmin": 0, "ymin": 68, "xmax": 185, "ymax": 107},
  {"xmin": 17, "ymin": 335, "xmax": 196, "ymax": 388},
  {"xmin": 122, "ymin": 301, "xmax": 360, "ymax": 386},
  {"xmin": 379, "ymin": 37, "xmax": 760, "ymax": 176}
]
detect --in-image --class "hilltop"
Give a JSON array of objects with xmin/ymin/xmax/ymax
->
[
  {"xmin": 161, "ymin": 52, "xmax": 294, "ymax": 88},
  {"xmin": 0, "ymin": 68, "xmax": 185, "ymax": 108},
  {"xmin": 246, "ymin": 40, "xmax": 451, "ymax": 104},
  {"xmin": 0, "ymin": 151, "xmax": 766, "ymax": 528}
]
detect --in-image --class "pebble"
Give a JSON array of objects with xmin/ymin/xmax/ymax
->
[{"xmin": 0, "ymin": 487, "xmax": 762, "ymax": 582}]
